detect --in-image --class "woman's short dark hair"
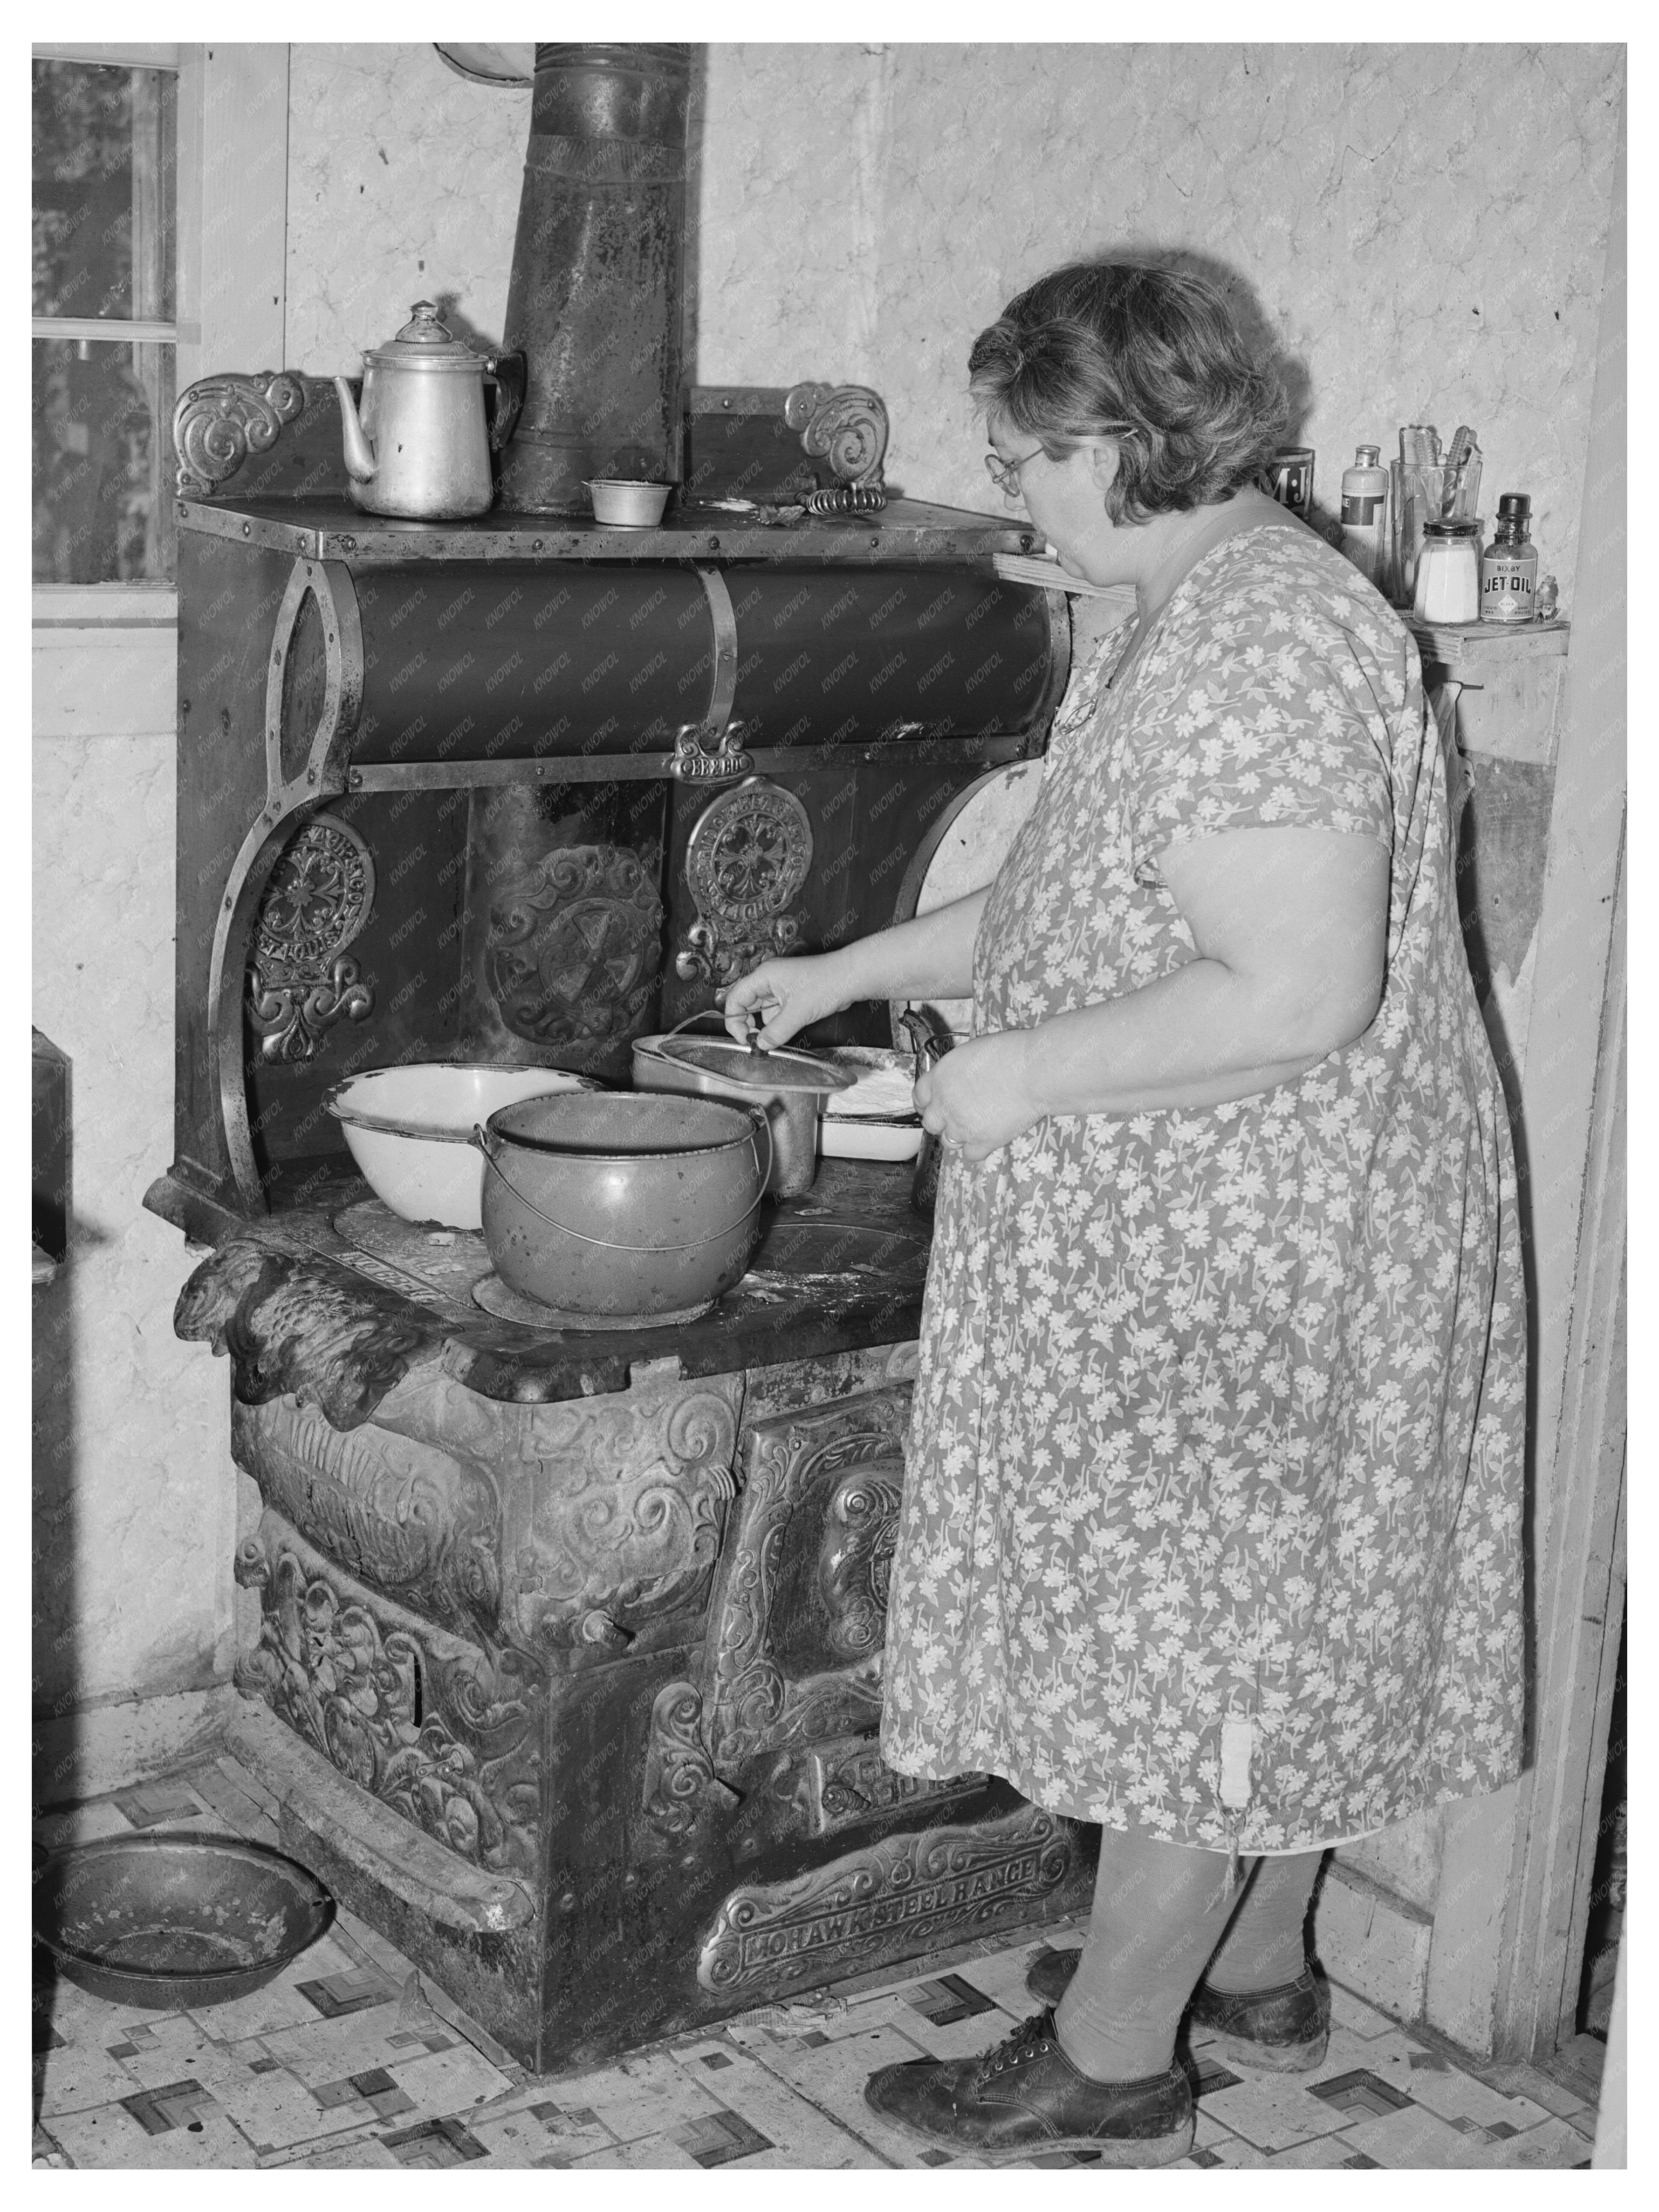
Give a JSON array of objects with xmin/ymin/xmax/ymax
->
[{"xmin": 968, "ymin": 260, "xmax": 1288, "ymax": 523}]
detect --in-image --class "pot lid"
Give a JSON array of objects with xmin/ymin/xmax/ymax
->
[
  {"xmin": 364, "ymin": 300, "xmax": 482, "ymax": 369},
  {"xmin": 651, "ymin": 1038, "xmax": 853, "ymax": 1093}
]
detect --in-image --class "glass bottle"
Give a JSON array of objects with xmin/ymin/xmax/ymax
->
[
  {"xmin": 1340, "ymin": 444, "xmax": 1388, "ymax": 588},
  {"xmin": 1480, "ymin": 494, "xmax": 1539, "ymax": 623},
  {"xmin": 1413, "ymin": 517, "xmax": 1482, "ymax": 625}
]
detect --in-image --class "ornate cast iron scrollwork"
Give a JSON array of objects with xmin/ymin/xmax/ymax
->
[
  {"xmin": 247, "ymin": 814, "xmax": 376, "ymax": 1063},
  {"xmin": 819, "ymin": 1471, "xmax": 904, "ymax": 1663},
  {"xmin": 173, "ymin": 371, "xmax": 309, "ymax": 497},
  {"xmin": 784, "ymin": 381, "xmax": 889, "ymax": 491},
  {"xmin": 232, "ymin": 1395, "xmax": 502, "ymax": 1645},
  {"xmin": 234, "ymin": 1534, "xmax": 270, "ymax": 1590},
  {"xmin": 207, "ymin": 555, "xmax": 366, "ymax": 1212},
  {"xmin": 696, "ymin": 1805, "xmax": 1071, "ymax": 1997},
  {"xmin": 675, "ymin": 777, "xmax": 814, "ymax": 990},
  {"xmin": 486, "ymin": 843, "xmax": 665, "ymax": 1046},
  {"xmin": 808, "ymin": 1736, "xmax": 984, "ymax": 1838},
  {"xmin": 236, "ymin": 1518, "xmax": 541, "ymax": 1876},
  {"xmin": 703, "ymin": 1386, "xmax": 911, "ymax": 1767},
  {"xmin": 639, "ymin": 1681, "xmax": 741, "ymax": 1860},
  {"xmin": 668, "ymin": 721, "xmax": 753, "ymax": 783},
  {"xmin": 512, "ymin": 1382, "xmax": 742, "ymax": 1651}
]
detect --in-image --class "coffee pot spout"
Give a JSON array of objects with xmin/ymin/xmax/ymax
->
[{"xmin": 333, "ymin": 377, "xmax": 377, "ymax": 484}]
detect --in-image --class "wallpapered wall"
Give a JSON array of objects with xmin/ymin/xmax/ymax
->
[
  {"xmin": 37, "ymin": 46, "xmax": 1621, "ymax": 1800},
  {"xmin": 290, "ymin": 41, "xmax": 1622, "ymax": 603}
]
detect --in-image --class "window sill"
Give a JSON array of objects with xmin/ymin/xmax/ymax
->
[
  {"xmin": 33, "ymin": 598, "xmax": 178, "ymax": 740},
  {"xmin": 32, "ymin": 585, "xmax": 179, "ymax": 630}
]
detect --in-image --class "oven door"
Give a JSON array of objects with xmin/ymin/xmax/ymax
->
[{"xmin": 628, "ymin": 1384, "xmax": 1082, "ymax": 2015}]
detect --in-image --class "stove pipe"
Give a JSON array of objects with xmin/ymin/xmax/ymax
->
[{"xmin": 496, "ymin": 42, "xmax": 693, "ymax": 515}]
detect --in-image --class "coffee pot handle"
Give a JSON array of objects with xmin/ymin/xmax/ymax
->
[
  {"xmin": 897, "ymin": 1005, "xmax": 952, "ymax": 1072},
  {"xmin": 898, "ymin": 1007, "xmax": 953, "ymax": 1218},
  {"xmin": 484, "ymin": 351, "xmax": 526, "ymax": 451}
]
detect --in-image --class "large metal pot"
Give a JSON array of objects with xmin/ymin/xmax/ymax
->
[
  {"xmin": 475, "ymin": 1091, "xmax": 769, "ymax": 1318},
  {"xmin": 633, "ymin": 1013, "xmax": 850, "ymax": 1198}
]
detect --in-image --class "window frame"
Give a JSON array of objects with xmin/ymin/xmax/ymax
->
[{"xmin": 31, "ymin": 43, "xmax": 289, "ymax": 655}]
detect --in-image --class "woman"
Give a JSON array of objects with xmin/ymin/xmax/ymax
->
[{"xmin": 722, "ymin": 259, "xmax": 1525, "ymax": 2167}]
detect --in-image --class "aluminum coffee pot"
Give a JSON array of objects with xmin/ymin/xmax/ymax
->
[{"xmin": 333, "ymin": 302, "xmax": 525, "ymax": 520}]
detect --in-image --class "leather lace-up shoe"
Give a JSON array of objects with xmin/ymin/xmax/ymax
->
[
  {"xmin": 1190, "ymin": 1967, "xmax": 1332, "ymax": 2072},
  {"xmin": 1023, "ymin": 1947, "xmax": 1085, "ymax": 2008},
  {"xmin": 863, "ymin": 2006, "xmax": 1195, "ymax": 2166},
  {"xmin": 1024, "ymin": 1950, "xmax": 1331, "ymax": 2074}
]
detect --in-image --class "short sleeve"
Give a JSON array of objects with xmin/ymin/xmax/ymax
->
[{"xmin": 1123, "ymin": 547, "xmax": 1399, "ymax": 881}]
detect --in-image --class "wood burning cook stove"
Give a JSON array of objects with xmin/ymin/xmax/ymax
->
[{"xmin": 146, "ymin": 41, "xmax": 1098, "ymax": 2071}]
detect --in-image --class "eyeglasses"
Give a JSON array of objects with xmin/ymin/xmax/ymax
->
[
  {"xmin": 984, "ymin": 447, "xmax": 1045, "ymax": 500},
  {"xmin": 983, "ymin": 426, "xmax": 1136, "ymax": 502}
]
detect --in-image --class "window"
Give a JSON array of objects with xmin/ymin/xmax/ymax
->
[
  {"xmin": 31, "ymin": 44, "xmax": 289, "ymax": 733},
  {"xmin": 33, "ymin": 52, "xmax": 179, "ymax": 585}
]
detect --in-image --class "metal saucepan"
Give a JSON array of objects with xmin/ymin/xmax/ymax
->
[
  {"xmin": 474, "ymin": 1090, "xmax": 771, "ymax": 1317},
  {"xmin": 632, "ymin": 1010, "xmax": 852, "ymax": 1199}
]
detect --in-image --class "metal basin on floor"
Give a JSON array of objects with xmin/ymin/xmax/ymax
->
[{"xmin": 34, "ymin": 1832, "xmax": 335, "ymax": 2009}]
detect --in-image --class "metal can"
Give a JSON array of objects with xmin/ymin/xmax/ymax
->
[{"xmin": 1263, "ymin": 447, "xmax": 1315, "ymax": 520}]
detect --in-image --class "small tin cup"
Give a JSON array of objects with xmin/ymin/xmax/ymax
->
[
  {"xmin": 1263, "ymin": 447, "xmax": 1315, "ymax": 520},
  {"xmin": 586, "ymin": 479, "xmax": 671, "ymax": 526}
]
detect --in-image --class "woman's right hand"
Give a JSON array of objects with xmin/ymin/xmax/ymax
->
[{"xmin": 719, "ymin": 953, "xmax": 851, "ymax": 1049}]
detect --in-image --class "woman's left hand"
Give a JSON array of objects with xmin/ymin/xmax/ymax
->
[{"xmin": 914, "ymin": 1030, "xmax": 1045, "ymax": 1163}]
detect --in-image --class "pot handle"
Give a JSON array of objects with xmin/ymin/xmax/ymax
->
[
  {"xmin": 747, "ymin": 1104, "xmax": 775, "ymax": 1195},
  {"xmin": 483, "ymin": 349, "xmax": 526, "ymax": 452},
  {"xmin": 473, "ymin": 1123, "xmax": 766, "ymax": 1254},
  {"xmin": 661, "ymin": 1006, "xmax": 737, "ymax": 1046},
  {"xmin": 666, "ymin": 1002, "xmax": 838, "ymax": 1077}
]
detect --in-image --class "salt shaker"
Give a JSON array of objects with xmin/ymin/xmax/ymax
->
[{"xmin": 1413, "ymin": 518, "xmax": 1483, "ymax": 625}]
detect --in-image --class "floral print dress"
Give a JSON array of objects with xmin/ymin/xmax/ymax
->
[{"xmin": 880, "ymin": 521, "xmax": 1526, "ymax": 1854}]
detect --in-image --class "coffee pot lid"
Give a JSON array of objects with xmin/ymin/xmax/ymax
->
[{"xmin": 364, "ymin": 301, "xmax": 481, "ymax": 368}]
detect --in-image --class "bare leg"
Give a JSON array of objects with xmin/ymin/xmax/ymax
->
[
  {"xmin": 1053, "ymin": 1826, "xmax": 1242, "ymax": 2082},
  {"xmin": 1203, "ymin": 1850, "xmax": 1323, "ymax": 1991}
]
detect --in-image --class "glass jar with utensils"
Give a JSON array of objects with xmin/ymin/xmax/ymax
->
[{"xmin": 1389, "ymin": 423, "xmax": 1482, "ymax": 605}]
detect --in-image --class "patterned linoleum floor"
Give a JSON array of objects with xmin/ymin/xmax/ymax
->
[{"xmin": 32, "ymin": 1753, "xmax": 1606, "ymax": 2171}]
